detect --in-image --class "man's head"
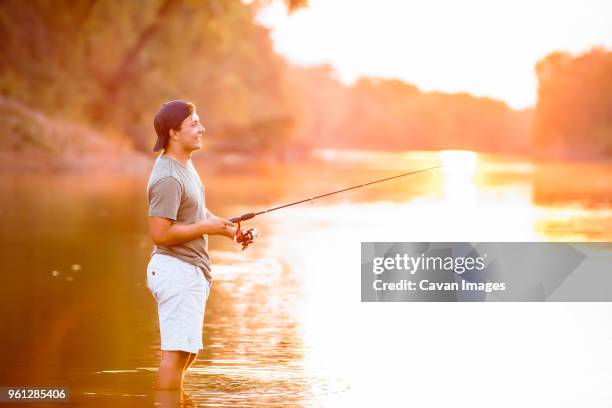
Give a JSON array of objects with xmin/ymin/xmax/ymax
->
[{"xmin": 153, "ymin": 100, "xmax": 205, "ymax": 153}]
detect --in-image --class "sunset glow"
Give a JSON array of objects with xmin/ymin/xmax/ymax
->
[{"xmin": 258, "ymin": 0, "xmax": 612, "ymax": 109}]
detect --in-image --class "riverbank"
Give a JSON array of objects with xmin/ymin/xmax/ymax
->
[
  {"xmin": 0, "ymin": 95, "xmax": 152, "ymax": 175},
  {"xmin": 1, "ymin": 95, "xmax": 610, "ymax": 176}
]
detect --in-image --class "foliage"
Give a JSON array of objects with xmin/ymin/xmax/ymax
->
[
  {"xmin": 533, "ymin": 48, "xmax": 612, "ymax": 160},
  {"xmin": 288, "ymin": 66, "xmax": 532, "ymax": 154},
  {"xmin": 2, "ymin": 0, "xmax": 607, "ymax": 160},
  {"xmin": 0, "ymin": 0, "xmax": 296, "ymax": 152}
]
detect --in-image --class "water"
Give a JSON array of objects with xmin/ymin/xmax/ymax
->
[{"xmin": 1, "ymin": 150, "xmax": 611, "ymax": 407}]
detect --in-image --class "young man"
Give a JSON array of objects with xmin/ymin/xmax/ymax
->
[{"xmin": 146, "ymin": 100, "xmax": 237, "ymax": 390}]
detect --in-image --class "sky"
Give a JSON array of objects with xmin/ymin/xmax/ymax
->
[{"xmin": 257, "ymin": 0, "xmax": 612, "ymax": 109}]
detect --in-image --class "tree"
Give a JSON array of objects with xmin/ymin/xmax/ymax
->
[{"xmin": 533, "ymin": 48, "xmax": 612, "ymax": 160}]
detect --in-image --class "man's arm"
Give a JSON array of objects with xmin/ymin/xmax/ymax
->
[
  {"xmin": 148, "ymin": 176, "xmax": 236, "ymax": 246},
  {"xmin": 149, "ymin": 216, "xmax": 234, "ymax": 247}
]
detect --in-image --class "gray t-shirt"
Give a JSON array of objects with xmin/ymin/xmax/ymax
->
[{"xmin": 147, "ymin": 154, "xmax": 211, "ymax": 274}]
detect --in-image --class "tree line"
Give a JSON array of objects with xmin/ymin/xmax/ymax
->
[{"xmin": 0, "ymin": 0, "xmax": 609, "ymax": 160}]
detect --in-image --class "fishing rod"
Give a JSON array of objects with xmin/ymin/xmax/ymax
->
[{"xmin": 230, "ymin": 164, "xmax": 443, "ymax": 250}]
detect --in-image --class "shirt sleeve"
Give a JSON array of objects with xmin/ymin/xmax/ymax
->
[{"xmin": 148, "ymin": 177, "xmax": 182, "ymax": 220}]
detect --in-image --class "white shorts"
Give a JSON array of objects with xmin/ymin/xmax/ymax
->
[{"xmin": 146, "ymin": 253, "xmax": 211, "ymax": 354}]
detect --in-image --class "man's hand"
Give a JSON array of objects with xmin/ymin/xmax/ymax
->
[
  {"xmin": 200, "ymin": 215, "xmax": 235, "ymax": 236},
  {"xmin": 204, "ymin": 211, "xmax": 257, "ymax": 249},
  {"xmin": 224, "ymin": 225, "xmax": 238, "ymax": 240},
  {"xmin": 205, "ymin": 211, "xmax": 240, "ymax": 240},
  {"xmin": 221, "ymin": 225, "xmax": 257, "ymax": 242}
]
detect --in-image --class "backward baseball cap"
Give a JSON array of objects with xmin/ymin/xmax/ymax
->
[{"xmin": 152, "ymin": 100, "xmax": 193, "ymax": 152}]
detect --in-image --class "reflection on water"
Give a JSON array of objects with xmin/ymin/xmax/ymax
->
[
  {"xmin": 440, "ymin": 150, "xmax": 479, "ymax": 206},
  {"xmin": 0, "ymin": 150, "xmax": 611, "ymax": 406}
]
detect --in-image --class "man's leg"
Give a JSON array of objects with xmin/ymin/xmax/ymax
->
[
  {"xmin": 182, "ymin": 352, "xmax": 198, "ymax": 377},
  {"xmin": 155, "ymin": 350, "xmax": 190, "ymax": 389}
]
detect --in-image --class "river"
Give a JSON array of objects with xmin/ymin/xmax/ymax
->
[{"xmin": 0, "ymin": 150, "xmax": 610, "ymax": 406}]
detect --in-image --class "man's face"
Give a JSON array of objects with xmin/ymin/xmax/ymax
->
[{"xmin": 170, "ymin": 112, "xmax": 205, "ymax": 152}]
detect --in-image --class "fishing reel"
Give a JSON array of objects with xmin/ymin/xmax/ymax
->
[
  {"xmin": 230, "ymin": 213, "xmax": 257, "ymax": 251},
  {"xmin": 233, "ymin": 222, "xmax": 258, "ymax": 250}
]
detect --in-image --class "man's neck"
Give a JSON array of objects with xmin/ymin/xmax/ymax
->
[{"xmin": 163, "ymin": 148, "xmax": 191, "ymax": 167}]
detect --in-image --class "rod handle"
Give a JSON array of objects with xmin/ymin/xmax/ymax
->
[{"xmin": 229, "ymin": 212, "xmax": 255, "ymax": 223}]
